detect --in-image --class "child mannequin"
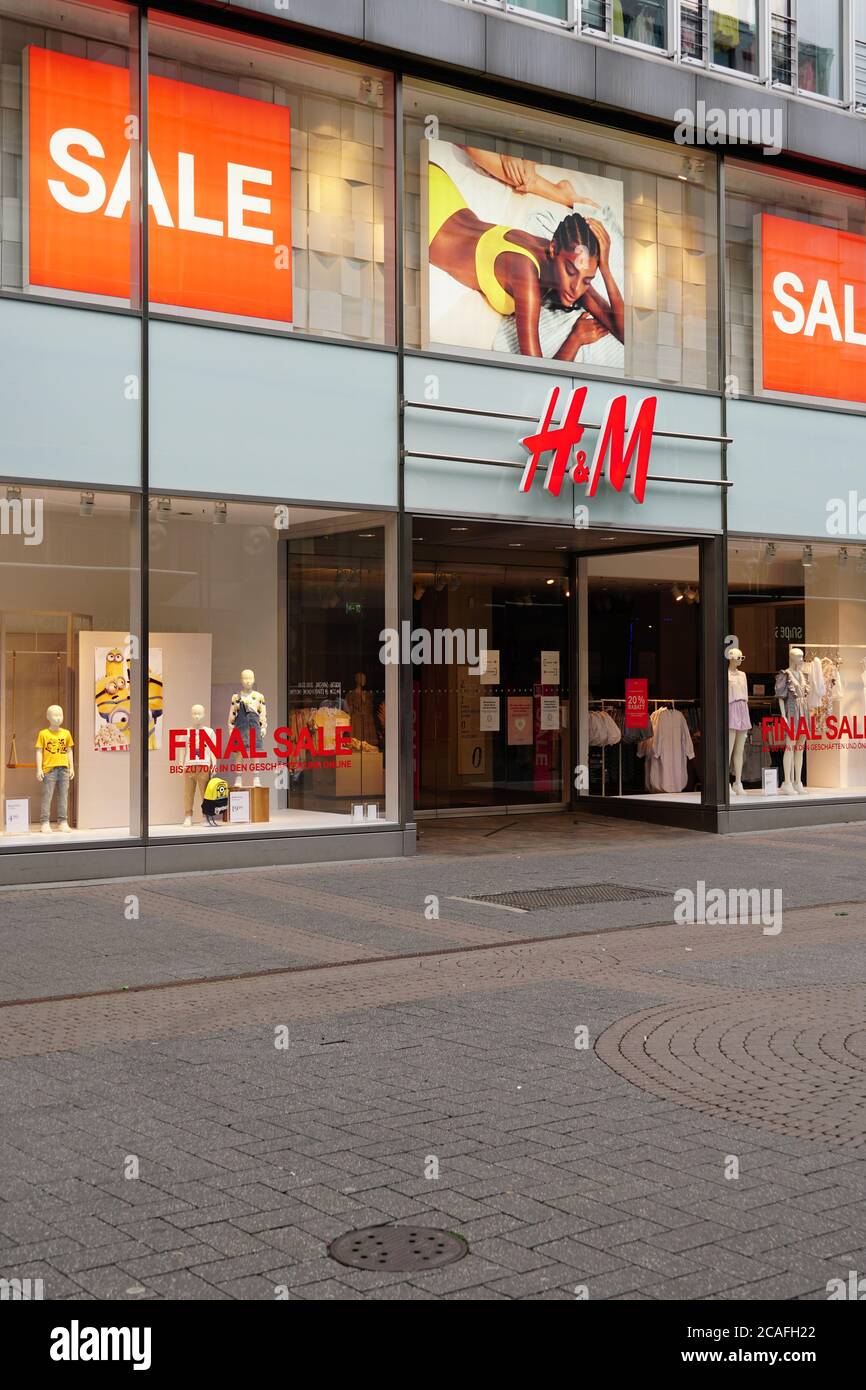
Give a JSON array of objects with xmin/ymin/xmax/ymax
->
[{"xmin": 35, "ymin": 704, "xmax": 74, "ymax": 833}]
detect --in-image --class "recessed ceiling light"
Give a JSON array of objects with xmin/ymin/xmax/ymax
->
[
  {"xmin": 508, "ymin": 543, "xmax": 522, "ymax": 548},
  {"xmin": 450, "ymin": 526, "xmax": 468, "ymax": 532},
  {"xmin": 554, "ymin": 545, "xmax": 567, "ymax": 551},
  {"xmin": 546, "ymin": 578, "xmax": 555, "ymax": 585},
  {"xmin": 357, "ymin": 533, "xmax": 374, "ymax": 538}
]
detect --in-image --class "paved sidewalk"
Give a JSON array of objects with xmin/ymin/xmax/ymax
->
[{"xmin": 0, "ymin": 819, "xmax": 865, "ymax": 1299}]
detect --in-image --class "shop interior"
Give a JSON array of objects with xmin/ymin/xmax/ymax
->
[{"xmin": 412, "ymin": 518, "xmax": 706, "ymax": 818}]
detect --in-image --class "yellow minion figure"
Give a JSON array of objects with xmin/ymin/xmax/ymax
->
[{"xmin": 94, "ymin": 649, "xmax": 164, "ymax": 750}]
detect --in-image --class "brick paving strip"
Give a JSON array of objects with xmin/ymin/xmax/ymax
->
[{"xmin": 0, "ymin": 902, "xmax": 863, "ymax": 1062}]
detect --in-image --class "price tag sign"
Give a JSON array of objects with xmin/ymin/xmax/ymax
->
[{"xmin": 625, "ymin": 679, "xmax": 649, "ymax": 729}]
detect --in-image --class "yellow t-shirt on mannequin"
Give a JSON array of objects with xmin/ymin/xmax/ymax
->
[{"xmin": 36, "ymin": 728, "xmax": 74, "ymax": 770}]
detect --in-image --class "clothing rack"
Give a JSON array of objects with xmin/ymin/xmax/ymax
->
[{"xmin": 587, "ymin": 699, "xmax": 700, "ymax": 797}]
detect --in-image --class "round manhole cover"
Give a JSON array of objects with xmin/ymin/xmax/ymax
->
[{"xmin": 328, "ymin": 1225, "xmax": 468, "ymax": 1272}]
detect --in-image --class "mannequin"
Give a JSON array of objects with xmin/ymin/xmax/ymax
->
[
  {"xmin": 35, "ymin": 704, "xmax": 74, "ymax": 833},
  {"xmin": 228, "ymin": 669, "xmax": 267, "ymax": 789},
  {"xmin": 727, "ymin": 648, "xmax": 750, "ymax": 796},
  {"xmin": 345, "ymin": 671, "xmax": 378, "ymax": 747},
  {"xmin": 181, "ymin": 704, "xmax": 216, "ymax": 827},
  {"xmin": 775, "ymin": 647, "xmax": 809, "ymax": 795}
]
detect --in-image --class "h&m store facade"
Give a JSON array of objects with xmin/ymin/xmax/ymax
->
[{"xmin": 3, "ymin": 0, "xmax": 866, "ymax": 885}]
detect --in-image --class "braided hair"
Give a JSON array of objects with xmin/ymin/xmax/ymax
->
[{"xmin": 547, "ymin": 212, "xmax": 600, "ymax": 311}]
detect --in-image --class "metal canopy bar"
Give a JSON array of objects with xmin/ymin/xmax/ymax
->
[
  {"xmin": 402, "ymin": 398, "xmax": 733, "ymax": 446},
  {"xmin": 402, "ymin": 449, "xmax": 733, "ymax": 487}
]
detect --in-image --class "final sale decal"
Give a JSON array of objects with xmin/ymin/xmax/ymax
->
[
  {"xmin": 26, "ymin": 46, "xmax": 292, "ymax": 322},
  {"xmin": 758, "ymin": 212, "xmax": 866, "ymax": 406}
]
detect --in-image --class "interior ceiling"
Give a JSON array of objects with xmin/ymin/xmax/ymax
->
[{"xmin": 411, "ymin": 515, "xmax": 700, "ymax": 560}]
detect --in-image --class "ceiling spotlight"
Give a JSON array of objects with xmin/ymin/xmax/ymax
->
[
  {"xmin": 434, "ymin": 570, "xmax": 448, "ymax": 592},
  {"xmin": 79, "ymin": 490, "xmax": 95, "ymax": 517},
  {"xmin": 684, "ymin": 585, "xmax": 699, "ymax": 604},
  {"xmin": 839, "ymin": 547, "xmax": 849, "ymax": 569},
  {"xmin": 448, "ymin": 576, "xmax": 461, "ymax": 592},
  {"xmin": 157, "ymin": 496, "xmax": 171, "ymax": 515},
  {"xmin": 765, "ymin": 542, "xmax": 776, "ymax": 562},
  {"xmin": 6, "ymin": 485, "xmax": 21, "ymax": 502},
  {"xmin": 858, "ymin": 548, "xmax": 866, "ymax": 574},
  {"xmin": 546, "ymin": 578, "xmax": 555, "ymax": 586},
  {"xmin": 213, "ymin": 500, "xmax": 227, "ymax": 525},
  {"xmin": 802, "ymin": 545, "xmax": 814, "ymax": 568},
  {"xmin": 672, "ymin": 584, "xmax": 684, "ymax": 602},
  {"xmin": 413, "ymin": 583, "xmax": 426, "ymax": 600}
]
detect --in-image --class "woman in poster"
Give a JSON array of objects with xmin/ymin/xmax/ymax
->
[{"xmin": 428, "ymin": 146, "xmax": 624, "ymax": 361}]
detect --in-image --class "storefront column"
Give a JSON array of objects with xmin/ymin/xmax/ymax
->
[
  {"xmin": 398, "ymin": 512, "xmax": 417, "ymax": 845},
  {"xmin": 700, "ymin": 535, "xmax": 729, "ymax": 825}
]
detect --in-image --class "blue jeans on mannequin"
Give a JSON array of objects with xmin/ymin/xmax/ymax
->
[{"xmin": 40, "ymin": 766, "xmax": 69, "ymax": 824}]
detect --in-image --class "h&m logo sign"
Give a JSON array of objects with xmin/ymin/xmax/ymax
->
[{"xmin": 519, "ymin": 385, "xmax": 657, "ymax": 504}]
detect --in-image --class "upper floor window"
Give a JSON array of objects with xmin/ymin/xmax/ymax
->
[
  {"xmin": 773, "ymin": 2, "xmax": 845, "ymax": 101},
  {"xmin": 584, "ymin": 1, "xmax": 669, "ymax": 51},
  {"xmin": 856, "ymin": 0, "xmax": 866, "ymax": 107},
  {"xmin": 709, "ymin": 1, "xmax": 758, "ymax": 75}
]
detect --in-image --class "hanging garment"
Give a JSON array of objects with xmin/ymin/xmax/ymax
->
[
  {"xmin": 631, "ymin": 8, "xmax": 656, "ymax": 46},
  {"xmin": 643, "ymin": 707, "xmax": 695, "ymax": 793},
  {"xmin": 807, "ymin": 656, "xmax": 825, "ymax": 711},
  {"xmin": 712, "ymin": 9, "xmax": 740, "ymax": 51}
]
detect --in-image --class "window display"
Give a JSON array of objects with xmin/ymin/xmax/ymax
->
[
  {"xmin": 147, "ymin": 499, "xmax": 397, "ymax": 837},
  {"xmin": 728, "ymin": 538, "xmax": 866, "ymax": 805},
  {"xmin": 1, "ymin": 487, "xmax": 141, "ymax": 847},
  {"xmin": 725, "ymin": 162, "xmax": 866, "ymax": 405},
  {"xmin": 147, "ymin": 11, "xmax": 395, "ymax": 340},
  {"xmin": 404, "ymin": 80, "xmax": 719, "ymax": 389}
]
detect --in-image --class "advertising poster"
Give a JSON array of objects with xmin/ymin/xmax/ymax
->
[
  {"xmin": 480, "ymin": 649, "xmax": 500, "ymax": 685},
  {"xmin": 507, "ymin": 695, "xmax": 533, "ymax": 746},
  {"xmin": 458, "ymin": 668, "xmax": 485, "ymax": 774},
  {"xmin": 540, "ymin": 695, "xmax": 560, "ymax": 731},
  {"xmin": 27, "ymin": 46, "xmax": 293, "ymax": 322},
  {"xmin": 625, "ymin": 678, "xmax": 649, "ymax": 730},
  {"xmin": 94, "ymin": 644, "xmax": 163, "ymax": 752},
  {"xmin": 541, "ymin": 651, "xmax": 560, "ymax": 686},
  {"xmin": 757, "ymin": 213, "xmax": 866, "ymax": 406},
  {"xmin": 423, "ymin": 138, "xmax": 624, "ymax": 368},
  {"xmin": 479, "ymin": 696, "xmax": 500, "ymax": 733}
]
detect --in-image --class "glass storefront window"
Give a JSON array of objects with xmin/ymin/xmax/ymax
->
[
  {"xmin": 509, "ymin": 1, "xmax": 569, "ymax": 21},
  {"xmin": 615, "ymin": 0, "xmax": 668, "ymax": 49},
  {"xmin": 0, "ymin": 487, "xmax": 141, "ymax": 846},
  {"xmin": 583, "ymin": 547, "xmax": 703, "ymax": 803},
  {"xmin": 728, "ymin": 538, "xmax": 866, "ymax": 803},
  {"xmin": 797, "ymin": 0, "xmax": 843, "ymax": 101},
  {"xmin": 146, "ymin": 500, "xmax": 397, "ymax": 837},
  {"xmin": 404, "ymin": 79, "xmax": 719, "ymax": 389},
  {"xmin": 144, "ymin": 12, "xmax": 395, "ymax": 340},
  {"xmin": 856, "ymin": 1, "xmax": 866, "ymax": 106},
  {"xmin": 710, "ymin": 2, "xmax": 758, "ymax": 76},
  {"xmin": 0, "ymin": 0, "xmax": 140, "ymax": 306},
  {"xmin": 725, "ymin": 162, "xmax": 866, "ymax": 406}
]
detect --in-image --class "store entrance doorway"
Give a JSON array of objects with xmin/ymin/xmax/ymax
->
[{"xmin": 412, "ymin": 527, "xmax": 571, "ymax": 816}]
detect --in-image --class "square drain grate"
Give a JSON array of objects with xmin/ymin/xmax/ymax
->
[{"xmin": 468, "ymin": 883, "xmax": 671, "ymax": 911}]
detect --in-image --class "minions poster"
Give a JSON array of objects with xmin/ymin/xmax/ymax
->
[{"xmin": 94, "ymin": 644, "xmax": 164, "ymax": 752}]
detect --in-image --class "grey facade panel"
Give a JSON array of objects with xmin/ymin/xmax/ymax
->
[
  {"xmin": 786, "ymin": 99, "xmax": 866, "ymax": 171},
  {"xmin": 595, "ymin": 46, "xmax": 696, "ymax": 124},
  {"xmin": 485, "ymin": 15, "xmax": 595, "ymax": 102},
  {"xmin": 226, "ymin": 0, "xmax": 365, "ymax": 41},
  {"xmin": 693, "ymin": 75, "xmax": 788, "ymax": 154},
  {"xmin": 365, "ymin": 0, "xmax": 486, "ymax": 70}
]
